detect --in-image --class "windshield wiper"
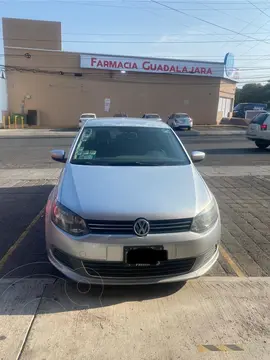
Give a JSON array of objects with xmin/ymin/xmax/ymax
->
[
  {"xmin": 71, "ymin": 160, "xmax": 181, "ymax": 166},
  {"xmin": 111, "ymin": 161, "xmax": 168, "ymax": 166},
  {"xmin": 71, "ymin": 160, "xmax": 112, "ymax": 165}
]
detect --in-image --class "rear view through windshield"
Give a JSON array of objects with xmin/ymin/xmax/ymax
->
[
  {"xmin": 175, "ymin": 114, "xmax": 190, "ymax": 120},
  {"xmin": 71, "ymin": 126, "xmax": 190, "ymax": 166}
]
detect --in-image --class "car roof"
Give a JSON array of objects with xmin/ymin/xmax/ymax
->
[
  {"xmin": 84, "ymin": 118, "xmax": 168, "ymax": 128},
  {"xmin": 174, "ymin": 113, "xmax": 188, "ymax": 116},
  {"xmin": 81, "ymin": 113, "xmax": 96, "ymax": 116}
]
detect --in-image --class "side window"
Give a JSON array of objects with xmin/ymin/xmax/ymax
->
[
  {"xmin": 251, "ymin": 113, "xmax": 268, "ymax": 124},
  {"xmin": 264, "ymin": 115, "xmax": 270, "ymax": 125}
]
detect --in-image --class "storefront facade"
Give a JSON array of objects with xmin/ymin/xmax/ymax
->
[{"xmin": 2, "ymin": 17, "xmax": 237, "ymax": 128}]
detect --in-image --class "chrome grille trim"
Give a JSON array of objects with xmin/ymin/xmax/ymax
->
[{"xmin": 86, "ymin": 218, "xmax": 193, "ymax": 235}]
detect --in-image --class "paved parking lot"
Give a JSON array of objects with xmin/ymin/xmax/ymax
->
[
  {"xmin": 0, "ymin": 134, "xmax": 270, "ymax": 279},
  {"xmin": 1, "ymin": 134, "xmax": 270, "ymax": 359},
  {"xmin": 1, "ymin": 174, "xmax": 270, "ymax": 279}
]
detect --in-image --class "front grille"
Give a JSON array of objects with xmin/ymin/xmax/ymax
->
[
  {"xmin": 86, "ymin": 218, "xmax": 192, "ymax": 235},
  {"xmin": 53, "ymin": 248, "xmax": 196, "ymax": 278},
  {"xmin": 82, "ymin": 258, "xmax": 196, "ymax": 278}
]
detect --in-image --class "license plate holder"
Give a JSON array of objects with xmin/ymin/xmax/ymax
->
[{"xmin": 124, "ymin": 246, "xmax": 168, "ymax": 266}]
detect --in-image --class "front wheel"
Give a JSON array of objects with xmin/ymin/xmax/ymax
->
[{"xmin": 255, "ymin": 140, "xmax": 270, "ymax": 149}]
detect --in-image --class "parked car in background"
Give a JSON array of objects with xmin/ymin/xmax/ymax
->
[
  {"xmin": 142, "ymin": 113, "xmax": 162, "ymax": 121},
  {"xmin": 233, "ymin": 103, "xmax": 267, "ymax": 118},
  {"xmin": 246, "ymin": 112, "xmax": 270, "ymax": 148},
  {"xmin": 46, "ymin": 118, "xmax": 220, "ymax": 285},
  {"xmin": 79, "ymin": 113, "xmax": 96, "ymax": 128},
  {"xmin": 167, "ymin": 113, "xmax": 193, "ymax": 130},
  {"xmin": 113, "ymin": 112, "xmax": 128, "ymax": 117}
]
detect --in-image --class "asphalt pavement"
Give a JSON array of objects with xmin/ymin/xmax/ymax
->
[
  {"xmin": 0, "ymin": 133, "xmax": 269, "ymax": 278},
  {"xmin": 1, "ymin": 133, "xmax": 270, "ymax": 359},
  {"xmin": 1, "ymin": 133, "xmax": 270, "ymax": 169}
]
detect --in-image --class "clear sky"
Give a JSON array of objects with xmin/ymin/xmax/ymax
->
[{"xmin": 1, "ymin": 0, "xmax": 270, "ymax": 85}]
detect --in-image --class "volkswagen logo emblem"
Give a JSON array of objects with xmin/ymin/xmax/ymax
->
[{"xmin": 134, "ymin": 218, "xmax": 150, "ymax": 237}]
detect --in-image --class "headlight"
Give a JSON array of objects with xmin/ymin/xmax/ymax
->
[
  {"xmin": 51, "ymin": 200, "xmax": 89, "ymax": 236},
  {"xmin": 191, "ymin": 198, "xmax": 219, "ymax": 233}
]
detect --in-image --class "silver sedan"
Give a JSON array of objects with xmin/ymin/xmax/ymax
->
[
  {"xmin": 45, "ymin": 118, "xmax": 220, "ymax": 285},
  {"xmin": 168, "ymin": 113, "xmax": 193, "ymax": 130}
]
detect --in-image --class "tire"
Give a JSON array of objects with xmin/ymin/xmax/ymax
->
[
  {"xmin": 187, "ymin": 127, "xmax": 191, "ymax": 131},
  {"xmin": 255, "ymin": 140, "xmax": 270, "ymax": 149}
]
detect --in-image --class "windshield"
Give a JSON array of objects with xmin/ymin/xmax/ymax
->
[
  {"xmin": 71, "ymin": 126, "xmax": 190, "ymax": 166},
  {"xmin": 250, "ymin": 113, "xmax": 268, "ymax": 124},
  {"xmin": 175, "ymin": 114, "xmax": 190, "ymax": 120},
  {"xmin": 234, "ymin": 104, "xmax": 244, "ymax": 111}
]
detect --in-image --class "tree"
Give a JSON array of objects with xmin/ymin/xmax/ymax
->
[{"xmin": 235, "ymin": 82, "xmax": 270, "ymax": 107}]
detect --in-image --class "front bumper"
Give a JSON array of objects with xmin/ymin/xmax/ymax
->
[
  {"xmin": 46, "ymin": 217, "xmax": 221, "ymax": 285},
  {"xmin": 246, "ymin": 135, "xmax": 264, "ymax": 141},
  {"xmin": 48, "ymin": 246, "xmax": 219, "ymax": 285}
]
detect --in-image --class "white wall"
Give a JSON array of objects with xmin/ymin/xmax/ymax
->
[
  {"xmin": 0, "ymin": 70, "xmax": 8, "ymax": 125},
  {"xmin": 218, "ymin": 97, "xmax": 233, "ymax": 118},
  {"xmin": 0, "ymin": 23, "xmax": 7, "ymax": 125}
]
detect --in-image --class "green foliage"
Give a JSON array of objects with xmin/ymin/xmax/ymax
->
[{"xmin": 235, "ymin": 82, "xmax": 270, "ymax": 108}]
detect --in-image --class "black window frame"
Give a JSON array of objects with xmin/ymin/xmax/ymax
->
[
  {"xmin": 250, "ymin": 113, "xmax": 269, "ymax": 124},
  {"xmin": 70, "ymin": 125, "xmax": 191, "ymax": 166}
]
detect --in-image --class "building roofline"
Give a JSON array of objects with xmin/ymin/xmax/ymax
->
[
  {"xmin": 4, "ymin": 46, "xmax": 224, "ymax": 65},
  {"xmin": 5, "ymin": 46, "xmax": 238, "ymax": 82},
  {"xmin": 2, "ymin": 17, "xmax": 60, "ymax": 24}
]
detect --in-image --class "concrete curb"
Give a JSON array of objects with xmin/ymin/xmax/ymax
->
[
  {"xmin": 177, "ymin": 130, "xmax": 246, "ymax": 136},
  {"xmin": 0, "ymin": 130, "xmax": 246, "ymax": 138},
  {"xmin": 175, "ymin": 130, "xmax": 200, "ymax": 137},
  {"xmin": 0, "ymin": 135, "xmax": 77, "ymax": 139},
  {"xmin": 0, "ymin": 131, "xmax": 78, "ymax": 139},
  {"xmin": 197, "ymin": 130, "xmax": 246, "ymax": 136}
]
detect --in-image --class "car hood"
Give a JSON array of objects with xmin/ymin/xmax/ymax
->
[{"xmin": 58, "ymin": 163, "xmax": 212, "ymax": 220}]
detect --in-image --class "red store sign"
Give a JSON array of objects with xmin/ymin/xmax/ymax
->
[{"xmin": 80, "ymin": 54, "xmax": 224, "ymax": 78}]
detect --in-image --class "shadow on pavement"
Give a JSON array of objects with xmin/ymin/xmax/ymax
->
[
  {"xmin": 175, "ymin": 130, "xmax": 200, "ymax": 137},
  {"xmin": 51, "ymin": 128, "xmax": 78, "ymax": 132},
  {"xmin": 0, "ymin": 277, "xmax": 186, "ymax": 315},
  {"xmin": 37, "ymin": 278, "xmax": 186, "ymax": 313},
  {"xmin": 0, "ymin": 183, "xmax": 185, "ymax": 315},
  {"xmin": 0, "ymin": 184, "xmax": 54, "ymax": 259}
]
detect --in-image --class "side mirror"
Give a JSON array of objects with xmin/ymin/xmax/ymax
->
[
  {"xmin": 191, "ymin": 151, "xmax": 205, "ymax": 163},
  {"xmin": 50, "ymin": 149, "xmax": 66, "ymax": 163}
]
